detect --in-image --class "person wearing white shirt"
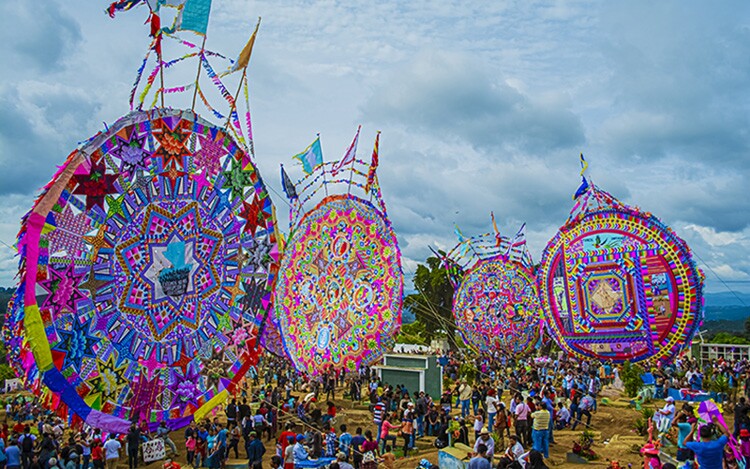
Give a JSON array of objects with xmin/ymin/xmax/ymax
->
[
  {"xmin": 485, "ymin": 391, "xmax": 500, "ymax": 430},
  {"xmin": 473, "ymin": 429, "xmax": 495, "ymax": 461},
  {"xmin": 497, "ymin": 435, "xmax": 524, "ymax": 469},
  {"xmin": 555, "ymin": 402, "xmax": 571, "ymax": 430},
  {"xmin": 103, "ymin": 435, "xmax": 121, "ymax": 469},
  {"xmin": 655, "ymin": 397, "xmax": 676, "ymax": 433}
]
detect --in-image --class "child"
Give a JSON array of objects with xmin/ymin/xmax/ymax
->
[
  {"xmin": 381, "ymin": 445, "xmax": 395, "ymax": 469},
  {"xmin": 194, "ymin": 436, "xmax": 206, "ymax": 468},
  {"xmin": 185, "ymin": 435, "xmax": 196, "ymax": 468},
  {"xmin": 740, "ymin": 429, "xmax": 750, "ymax": 460},
  {"xmin": 641, "ymin": 444, "xmax": 662, "ymax": 469}
]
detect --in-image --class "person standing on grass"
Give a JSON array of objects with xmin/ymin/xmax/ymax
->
[{"xmin": 103, "ymin": 435, "xmax": 121, "ymax": 469}]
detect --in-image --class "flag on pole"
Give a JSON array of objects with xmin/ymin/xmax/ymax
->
[
  {"xmin": 504, "ymin": 223, "xmax": 527, "ymax": 259},
  {"xmin": 292, "ymin": 135, "xmax": 323, "ymax": 175},
  {"xmin": 573, "ymin": 175, "xmax": 590, "ymax": 200},
  {"xmin": 224, "ymin": 18, "xmax": 261, "ymax": 75},
  {"xmin": 331, "ymin": 125, "xmax": 361, "ymax": 176},
  {"xmin": 365, "ymin": 131, "xmax": 380, "ymax": 192},
  {"xmin": 106, "ymin": 0, "xmax": 143, "ymax": 17},
  {"xmin": 179, "ymin": 0, "xmax": 212, "ymax": 35},
  {"xmin": 280, "ymin": 165, "xmax": 298, "ymax": 200},
  {"xmin": 579, "ymin": 152, "xmax": 588, "ymax": 176},
  {"xmin": 491, "ymin": 211, "xmax": 503, "ymax": 247}
]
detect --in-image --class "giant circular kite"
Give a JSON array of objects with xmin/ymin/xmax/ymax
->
[
  {"xmin": 538, "ymin": 184, "xmax": 704, "ymax": 363},
  {"xmin": 453, "ymin": 256, "xmax": 541, "ymax": 354},
  {"xmin": 443, "ymin": 220, "xmax": 541, "ymax": 355},
  {"xmin": 276, "ymin": 195, "xmax": 403, "ymax": 375},
  {"xmin": 6, "ymin": 109, "xmax": 277, "ymax": 431}
]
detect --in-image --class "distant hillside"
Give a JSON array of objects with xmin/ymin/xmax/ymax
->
[{"xmin": 705, "ymin": 292, "xmax": 750, "ymax": 307}]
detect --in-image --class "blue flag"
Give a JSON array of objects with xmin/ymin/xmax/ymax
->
[
  {"xmin": 292, "ymin": 136, "xmax": 323, "ymax": 174},
  {"xmin": 280, "ymin": 165, "xmax": 298, "ymax": 200},
  {"xmin": 573, "ymin": 176, "xmax": 589, "ymax": 200},
  {"xmin": 180, "ymin": 0, "xmax": 212, "ymax": 35}
]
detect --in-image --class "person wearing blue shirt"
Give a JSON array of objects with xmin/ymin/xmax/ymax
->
[
  {"xmin": 673, "ymin": 413, "xmax": 695, "ymax": 466},
  {"xmin": 293, "ymin": 435, "xmax": 310, "ymax": 464},
  {"xmin": 468, "ymin": 444, "xmax": 491, "ymax": 469},
  {"xmin": 5, "ymin": 441, "xmax": 21, "ymax": 469},
  {"xmin": 684, "ymin": 419, "xmax": 729, "ymax": 469},
  {"xmin": 338, "ymin": 425, "xmax": 352, "ymax": 460}
]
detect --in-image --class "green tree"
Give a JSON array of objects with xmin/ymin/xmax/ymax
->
[
  {"xmin": 711, "ymin": 332, "xmax": 750, "ymax": 345},
  {"xmin": 621, "ymin": 360, "xmax": 645, "ymax": 397},
  {"xmin": 396, "ymin": 320, "xmax": 429, "ymax": 345},
  {"xmin": 403, "ymin": 254, "xmax": 457, "ymax": 346}
]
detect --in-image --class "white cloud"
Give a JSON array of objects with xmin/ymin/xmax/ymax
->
[{"xmin": 0, "ymin": 0, "xmax": 747, "ymax": 296}]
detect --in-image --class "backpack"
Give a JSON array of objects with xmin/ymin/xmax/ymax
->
[{"xmin": 22, "ymin": 435, "xmax": 34, "ymax": 453}]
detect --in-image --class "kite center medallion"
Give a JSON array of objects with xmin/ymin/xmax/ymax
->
[{"xmin": 115, "ymin": 200, "xmax": 223, "ymax": 341}]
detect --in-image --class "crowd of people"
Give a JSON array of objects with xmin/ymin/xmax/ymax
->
[{"xmin": 4, "ymin": 350, "xmax": 750, "ymax": 469}]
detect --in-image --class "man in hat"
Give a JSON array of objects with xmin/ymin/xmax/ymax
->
[
  {"xmin": 293, "ymin": 434, "xmax": 310, "ymax": 465},
  {"xmin": 459, "ymin": 380, "xmax": 472, "ymax": 419},
  {"xmin": 655, "ymin": 397, "xmax": 676, "ymax": 433},
  {"xmin": 473, "ymin": 429, "xmax": 495, "ymax": 462}
]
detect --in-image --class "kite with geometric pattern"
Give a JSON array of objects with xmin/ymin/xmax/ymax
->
[
  {"xmin": 538, "ymin": 181, "xmax": 704, "ymax": 363},
  {"xmin": 4, "ymin": 109, "xmax": 277, "ymax": 432}
]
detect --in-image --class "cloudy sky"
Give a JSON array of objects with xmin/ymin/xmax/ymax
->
[{"xmin": 0, "ymin": 0, "xmax": 748, "ymax": 300}]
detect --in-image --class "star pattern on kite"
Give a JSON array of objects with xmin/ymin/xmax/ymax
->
[
  {"xmin": 39, "ymin": 263, "xmax": 87, "ymax": 314},
  {"xmin": 72, "ymin": 159, "xmax": 118, "ymax": 211},
  {"xmin": 83, "ymin": 224, "xmax": 112, "ymax": 254},
  {"xmin": 52, "ymin": 315, "xmax": 100, "ymax": 371},
  {"xmin": 168, "ymin": 364, "xmax": 202, "ymax": 415},
  {"xmin": 79, "ymin": 267, "xmax": 110, "ymax": 303},
  {"xmin": 111, "ymin": 131, "xmax": 150, "ymax": 175},
  {"xmin": 222, "ymin": 159, "xmax": 254, "ymax": 200},
  {"xmin": 193, "ymin": 133, "xmax": 227, "ymax": 178},
  {"xmin": 211, "ymin": 188, "xmax": 233, "ymax": 216},
  {"xmin": 201, "ymin": 350, "xmax": 230, "ymax": 390},
  {"xmin": 238, "ymin": 195, "xmax": 264, "ymax": 235},
  {"xmin": 158, "ymin": 157, "xmax": 188, "ymax": 193},
  {"xmin": 105, "ymin": 194, "xmax": 126, "ymax": 219},
  {"xmin": 153, "ymin": 126, "xmax": 189, "ymax": 170},
  {"xmin": 139, "ymin": 348, "xmax": 167, "ymax": 380},
  {"xmin": 240, "ymin": 278, "xmax": 265, "ymax": 315},
  {"xmin": 89, "ymin": 354, "xmax": 130, "ymax": 403},
  {"xmin": 109, "ymin": 330, "xmax": 138, "ymax": 367},
  {"xmin": 46, "ymin": 207, "xmax": 92, "ymax": 258}
]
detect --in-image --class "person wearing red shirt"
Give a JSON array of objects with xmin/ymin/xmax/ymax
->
[{"xmin": 278, "ymin": 423, "xmax": 296, "ymax": 460}]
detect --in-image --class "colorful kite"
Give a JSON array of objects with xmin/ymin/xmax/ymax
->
[
  {"xmin": 4, "ymin": 10, "xmax": 277, "ymax": 431},
  {"xmin": 275, "ymin": 130, "xmax": 403, "ymax": 375},
  {"xmin": 441, "ymin": 218, "xmax": 542, "ymax": 354},
  {"xmin": 538, "ymin": 175, "xmax": 704, "ymax": 363}
]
